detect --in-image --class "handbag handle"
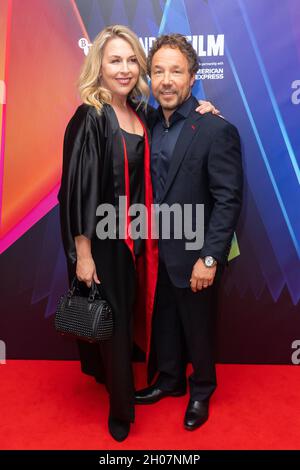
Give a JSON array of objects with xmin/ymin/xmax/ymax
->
[
  {"xmin": 87, "ymin": 281, "xmax": 100, "ymax": 303},
  {"xmin": 68, "ymin": 276, "xmax": 101, "ymax": 303}
]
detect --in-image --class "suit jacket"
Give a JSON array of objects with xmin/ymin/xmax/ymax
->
[{"xmin": 152, "ymin": 96, "xmax": 243, "ymax": 288}]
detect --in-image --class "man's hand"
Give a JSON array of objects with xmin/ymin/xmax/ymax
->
[
  {"xmin": 195, "ymin": 100, "xmax": 221, "ymax": 116},
  {"xmin": 190, "ymin": 258, "xmax": 216, "ymax": 292}
]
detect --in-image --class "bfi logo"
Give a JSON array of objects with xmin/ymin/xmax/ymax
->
[
  {"xmin": 139, "ymin": 34, "xmax": 224, "ymax": 57},
  {"xmin": 78, "ymin": 34, "xmax": 225, "ymax": 58}
]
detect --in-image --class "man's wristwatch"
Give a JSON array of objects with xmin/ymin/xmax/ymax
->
[{"xmin": 202, "ymin": 256, "xmax": 217, "ymax": 268}]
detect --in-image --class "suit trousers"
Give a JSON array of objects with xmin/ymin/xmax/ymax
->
[{"xmin": 153, "ymin": 259, "xmax": 219, "ymax": 401}]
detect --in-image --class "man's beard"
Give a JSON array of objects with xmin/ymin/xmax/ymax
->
[{"xmin": 158, "ymin": 90, "xmax": 178, "ymax": 109}]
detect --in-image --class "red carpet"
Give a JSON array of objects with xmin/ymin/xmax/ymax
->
[{"xmin": 0, "ymin": 361, "xmax": 299, "ymax": 450}]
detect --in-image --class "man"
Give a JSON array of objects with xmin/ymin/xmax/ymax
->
[{"xmin": 135, "ymin": 34, "xmax": 243, "ymax": 430}]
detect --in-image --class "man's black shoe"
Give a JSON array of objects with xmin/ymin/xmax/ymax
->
[
  {"xmin": 184, "ymin": 399, "xmax": 209, "ymax": 430},
  {"xmin": 135, "ymin": 382, "xmax": 186, "ymax": 404}
]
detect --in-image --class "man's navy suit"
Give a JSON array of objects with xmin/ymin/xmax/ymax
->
[{"xmin": 149, "ymin": 95, "xmax": 243, "ymax": 400}]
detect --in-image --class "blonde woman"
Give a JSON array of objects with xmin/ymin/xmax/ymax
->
[{"xmin": 58, "ymin": 25, "xmax": 217, "ymax": 441}]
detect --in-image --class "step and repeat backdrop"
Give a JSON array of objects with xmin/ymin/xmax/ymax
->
[{"xmin": 0, "ymin": 0, "xmax": 299, "ymax": 363}]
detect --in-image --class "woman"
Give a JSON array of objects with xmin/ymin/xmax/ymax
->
[{"xmin": 58, "ymin": 24, "xmax": 218, "ymax": 442}]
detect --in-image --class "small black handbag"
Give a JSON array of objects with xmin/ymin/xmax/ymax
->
[{"xmin": 55, "ymin": 277, "xmax": 113, "ymax": 343}]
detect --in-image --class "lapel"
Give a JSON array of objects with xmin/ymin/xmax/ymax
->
[
  {"xmin": 129, "ymin": 101, "xmax": 152, "ymax": 147},
  {"xmin": 103, "ymin": 102, "xmax": 151, "ymax": 199},
  {"xmin": 160, "ymin": 109, "xmax": 204, "ymax": 202},
  {"xmin": 102, "ymin": 104, "xmax": 126, "ymax": 227},
  {"xmin": 103, "ymin": 104, "xmax": 138, "ymax": 254}
]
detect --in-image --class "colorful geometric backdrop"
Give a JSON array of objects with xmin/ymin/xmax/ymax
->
[{"xmin": 0, "ymin": 0, "xmax": 299, "ymax": 363}]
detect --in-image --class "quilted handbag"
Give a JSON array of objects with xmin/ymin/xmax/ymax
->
[{"xmin": 55, "ymin": 277, "xmax": 113, "ymax": 342}]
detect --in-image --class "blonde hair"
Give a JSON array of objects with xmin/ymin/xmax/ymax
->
[{"xmin": 78, "ymin": 25, "xmax": 149, "ymax": 113}]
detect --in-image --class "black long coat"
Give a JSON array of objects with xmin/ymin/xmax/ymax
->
[{"xmin": 57, "ymin": 102, "xmax": 158, "ymax": 422}]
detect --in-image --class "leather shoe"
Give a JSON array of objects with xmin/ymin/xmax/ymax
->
[
  {"xmin": 135, "ymin": 382, "xmax": 186, "ymax": 404},
  {"xmin": 108, "ymin": 415, "xmax": 130, "ymax": 442},
  {"xmin": 184, "ymin": 399, "xmax": 209, "ymax": 430}
]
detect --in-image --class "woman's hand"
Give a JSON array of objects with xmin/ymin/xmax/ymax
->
[
  {"xmin": 195, "ymin": 99, "xmax": 221, "ymax": 116},
  {"xmin": 74, "ymin": 235, "xmax": 100, "ymax": 287},
  {"xmin": 76, "ymin": 255, "xmax": 100, "ymax": 288}
]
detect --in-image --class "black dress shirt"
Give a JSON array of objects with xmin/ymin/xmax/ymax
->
[{"xmin": 151, "ymin": 95, "xmax": 195, "ymax": 204}]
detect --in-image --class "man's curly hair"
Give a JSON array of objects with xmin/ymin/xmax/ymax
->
[{"xmin": 147, "ymin": 33, "xmax": 199, "ymax": 76}]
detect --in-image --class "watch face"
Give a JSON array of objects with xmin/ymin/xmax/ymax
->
[{"xmin": 205, "ymin": 256, "xmax": 214, "ymax": 267}]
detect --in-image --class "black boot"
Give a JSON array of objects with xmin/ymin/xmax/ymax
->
[{"xmin": 108, "ymin": 414, "xmax": 130, "ymax": 442}]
